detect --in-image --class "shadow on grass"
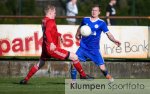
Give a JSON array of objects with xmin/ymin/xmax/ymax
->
[
  {"xmin": 11, "ymin": 81, "xmax": 65, "ymax": 85},
  {"xmin": 12, "ymin": 82, "xmax": 34, "ymax": 85},
  {"xmin": 46, "ymin": 82, "xmax": 65, "ymax": 85}
]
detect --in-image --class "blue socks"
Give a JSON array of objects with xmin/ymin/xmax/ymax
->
[
  {"xmin": 71, "ymin": 68, "xmax": 77, "ymax": 80},
  {"xmin": 101, "ymin": 70, "xmax": 108, "ymax": 77}
]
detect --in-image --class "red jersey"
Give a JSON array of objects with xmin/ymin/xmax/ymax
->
[
  {"xmin": 42, "ymin": 17, "xmax": 61, "ymax": 47},
  {"xmin": 40, "ymin": 17, "xmax": 69, "ymax": 60}
]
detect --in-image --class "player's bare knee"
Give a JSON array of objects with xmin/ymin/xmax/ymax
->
[
  {"xmin": 69, "ymin": 52, "xmax": 78, "ymax": 61},
  {"xmin": 99, "ymin": 64, "xmax": 106, "ymax": 71}
]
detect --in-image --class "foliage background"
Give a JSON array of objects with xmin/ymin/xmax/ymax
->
[{"xmin": 0, "ymin": 0, "xmax": 149, "ymax": 25}]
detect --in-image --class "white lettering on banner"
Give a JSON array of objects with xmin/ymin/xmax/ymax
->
[{"xmin": 0, "ymin": 25, "xmax": 149, "ymax": 58}]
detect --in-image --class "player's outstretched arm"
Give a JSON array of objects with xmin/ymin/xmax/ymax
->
[
  {"xmin": 106, "ymin": 32, "xmax": 121, "ymax": 47},
  {"xmin": 50, "ymin": 43, "xmax": 56, "ymax": 51}
]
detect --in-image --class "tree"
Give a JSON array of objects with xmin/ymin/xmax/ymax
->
[{"xmin": 22, "ymin": 0, "xmax": 36, "ymax": 15}]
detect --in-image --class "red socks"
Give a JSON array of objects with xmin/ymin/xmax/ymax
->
[
  {"xmin": 73, "ymin": 60, "xmax": 86, "ymax": 77},
  {"xmin": 25, "ymin": 65, "xmax": 39, "ymax": 81},
  {"xmin": 24, "ymin": 61, "xmax": 86, "ymax": 81}
]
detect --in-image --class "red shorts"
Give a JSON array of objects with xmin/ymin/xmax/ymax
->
[{"xmin": 40, "ymin": 43, "xmax": 69, "ymax": 61}]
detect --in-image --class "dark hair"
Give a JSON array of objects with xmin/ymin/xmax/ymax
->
[{"xmin": 92, "ymin": 4, "xmax": 101, "ymax": 11}]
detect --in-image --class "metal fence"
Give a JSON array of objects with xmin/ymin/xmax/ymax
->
[{"xmin": 0, "ymin": 15, "xmax": 150, "ymax": 25}]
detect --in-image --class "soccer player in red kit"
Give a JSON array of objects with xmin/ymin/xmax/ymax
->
[{"xmin": 20, "ymin": 5, "xmax": 93, "ymax": 84}]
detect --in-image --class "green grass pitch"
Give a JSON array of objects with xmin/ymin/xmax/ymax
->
[
  {"xmin": 0, "ymin": 77, "xmax": 65, "ymax": 94},
  {"xmin": 0, "ymin": 77, "xmax": 150, "ymax": 94}
]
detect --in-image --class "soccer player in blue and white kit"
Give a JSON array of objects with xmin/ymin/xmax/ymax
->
[{"xmin": 71, "ymin": 4, "xmax": 121, "ymax": 82}]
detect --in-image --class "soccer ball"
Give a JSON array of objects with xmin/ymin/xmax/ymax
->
[{"xmin": 80, "ymin": 25, "xmax": 92, "ymax": 37}]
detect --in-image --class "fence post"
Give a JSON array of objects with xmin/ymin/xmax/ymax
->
[{"xmin": 148, "ymin": 26, "xmax": 150, "ymax": 58}]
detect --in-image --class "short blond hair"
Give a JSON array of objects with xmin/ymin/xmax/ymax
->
[{"xmin": 44, "ymin": 5, "xmax": 56, "ymax": 14}]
